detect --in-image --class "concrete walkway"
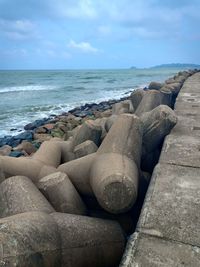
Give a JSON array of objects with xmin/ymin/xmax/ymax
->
[{"xmin": 120, "ymin": 73, "xmax": 200, "ymax": 267}]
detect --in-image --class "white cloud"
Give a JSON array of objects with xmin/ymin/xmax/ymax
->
[
  {"xmin": 68, "ymin": 39, "xmax": 99, "ymax": 53},
  {"xmin": 0, "ymin": 19, "xmax": 38, "ymax": 40}
]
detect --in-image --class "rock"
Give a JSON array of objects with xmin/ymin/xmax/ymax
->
[
  {"xmin": 24, "ymin": 118, "xmax": 49, "ymax": 130},
  {"xmin": 13, "ymin": 141, "xmax": 37, "ymax": 155},
  {"xmin": 14, "ymin": 131, "xmax": 33, "ymax": 142},
  {"xmin": 73, "ymin": 120, "xmax": 102, "ymax": 147},
  {"xmin": 34, "ymin": 133, "xmax": 52, "ymax": 142},
  {"xmin": 35, "ymin": 126, "xmax": 47, "ymax": 134},
  {"xmin": 90, "ymin": 114, "xmax": 143, "ymax": 214},
  {"xmin": 148, "ymin": 81, "xmax": 163, "ymax": 90},
  {"xmin": 43, "ymin": 123, "xmax": 55, "ymax": 130},
  {"xmin": 51, "ymin": 212, "xmax": 125, "ymax": 267},
  {"xmin": 0, "ymin": 145, "xmax": 12, "ymax": 156},
  {"xmin": 9, "ymin": 151, "xmax": 24, "ymax": 157},
  {"xmin": 58, "ymin": 153, "xmax": 96, "ymax": 196},
  {"xmin": 0, "ymin": 176, "xmax": 54, "ymax": 218},
  {"xmin": 0, "ymin": 211, "xmax": 61, "ymax": 267},
  {"xmin": 74, "ymin": 140, "xmax": 98, "ymax": 159},
  {"xmin": 37, "ymin": 172, "xmax": 87, "ymax": 215}
]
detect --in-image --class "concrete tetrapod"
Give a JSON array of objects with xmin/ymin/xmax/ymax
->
[
  {"xmin": 73, "ymin": 120, "xmax": 102, "ymax": 147},
  {"xmin": 0, "ymin": 212, "xmax": 61, "ymax": 267},
  {"xmin": 37, "ymin": 172, "xmax": 87, "ymax": 215},
  {"xmin": 32, "ymin": 140, "xmax": 61, "ymax": 167},
  {"xmin": 0, "ymin": 176, "xmax": 54, "ymax": 218},
  {"xmin": 135, "ymin": 90, "xmax": 162, "ymax": 116},
  {"xmin": 0, "ymin": 156, "xmax": 44, "ymax": 182},
  {"xmin": 51, "ymin": 212, "xmax": 125, "ymax": 267},
  {"xmin": 58, "ymin": 153, "xmax": 96, "ymax": 196},
  {"xmin": 141, "ymin": 105, "xmax": 177, "ymax": 155},
  {"xmin": 130, "ymin": 89, "xmax": 146, "ymax": 110},
  {"xmin": 90, "ymin": 114, "xmax": 143, "ymax": 214}
]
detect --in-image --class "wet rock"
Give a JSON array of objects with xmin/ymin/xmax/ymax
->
[
  {"xmin": 34, "ymin": 133, "xmax": 52, "ymax": 142},
  {"xmin": 9, "ymin": 151, "xmax": 24, "ymax": 157}
]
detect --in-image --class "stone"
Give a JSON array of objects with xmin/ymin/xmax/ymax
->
[
  {"xmin": 135, "ymin": 90, "xmax": 162, "ymax": 116},
  {"xmin": 148, "ymin": 81, "xmax": 163, "ymax": 90},
  {"xmin": 0, "ymin": 211, "xmax": 61, "ymax": 267},
  {"xmin": 90, "ymin": 114, "xmax": 143, "ymax": 214},
  {"xmin": 141, "ymin": 105, "xmax": 177, "ymax": 154},
  {"xmin": 51, "ymin": 212, "xmax": 125, "ymax": 267},
  {"xmin": 74, "ymin": 140, "xmax": 98, "ymax": 159},
  {"xmin": 35, "ymin": 126, "xmax": 47, "ymax": 134},
  {"xmin": 0, "ymin": 176, "xmax": 54, "ymax": 218},
  {"xmin": 34, "ymin": 133, "xmax": 52, "ymax": 142},
  {"xmin": 37, "ymin": 172, "xmax": 87, "ymax": 215},
  {"xmin": 0, "ymin": 145, "xmax": 12, "ymax": 156},
  {"xmin": 73, "ymin": 120, "xmax": 102, "ymax": 147},
  {"xmin": 13, "ymin": 141, "xmax": 37, "ymax": 155},
  {"xmin": 58, "ymin": 153, "xmax": 96, "ymax": 196},
  {"xmin": 9, "ymin": 151, "xmax": 24, "ymax": 157}
]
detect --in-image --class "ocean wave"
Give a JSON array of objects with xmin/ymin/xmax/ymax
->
[{"xmin": 0, "ymin": 85, "xmax": 56, "ymax": 94}]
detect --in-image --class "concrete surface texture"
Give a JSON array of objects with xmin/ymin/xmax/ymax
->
[{"xmin": 120, "ymin": 72, "xmax": 200, "ymax": 267}]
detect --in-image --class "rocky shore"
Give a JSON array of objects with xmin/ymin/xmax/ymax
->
[{"xmin": 0, "ymin": 69, "xmax": 199, "ymax": 267}]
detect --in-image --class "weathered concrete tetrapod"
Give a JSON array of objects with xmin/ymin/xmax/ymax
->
[
  {"xmin": 51, "ymin": 212, "xmax": 125, "ymax": 267},
  {"xmin": 74, "ymin": 140, "xmax": 98, "ymax": 159},
  {"xmin": 37, "ymin": 172, "xmax": 87, "ymax": 215},
  {"xmin": 50, "ymin": 139, "xmax": 75, "ymax": 163},
  {"xmin": 0, "ymin": 212, "xmax": 61, "ymax": 267},
  {"xmin": 130, "ymin": 89, "xmax": 146, "ymax": 110},
  {"xmin": 0, "ymin": 176, "xmax": 54, "ymax": 218},
  {"xmin": 105, "ymin": 114, "xmax": 118, "ymax": 132},
  {"xmin": 135, "ymin": 90, "xmax": 162, "ymax": 116},
  {"xmin": 32, "ymin": 140, "xmax": 61, "ymax": 167},
  {"xmin": 0, "ymin": 156, "xmax": 44, "ymax": 182},
  {"xmin": 141, "ymin": 105, "xmax": 177, "ymax": 155},
  {"xmin": 90, "ymin": 114, "xmax": 143, "ymax": 214},
  {"xmin": 73, "ymin": 120, "xmax": 102, "ymax": 147},
  {"xmin": 58, "ymin": 153, "xmax": 96, "ymax": 195}
]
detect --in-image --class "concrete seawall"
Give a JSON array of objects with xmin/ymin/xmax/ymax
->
[{"xmin": 120, "ymin": 72, "xmax": 200, "ymax": 266}]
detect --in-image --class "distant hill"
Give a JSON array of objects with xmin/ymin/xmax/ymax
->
[
  {"xmin": 150, "ymin": 63, "xmax": 200, "ymax": 69},
  {"xmin": 130, "ymin": 63, "xmax": 200, "ymax": 69}
]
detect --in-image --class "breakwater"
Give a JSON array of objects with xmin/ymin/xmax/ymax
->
[{"xmin": 0, "ymin": 69, "xmax": 199, "ymax": 266}]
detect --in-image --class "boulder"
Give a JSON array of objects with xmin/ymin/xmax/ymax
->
[
  {"xmin": 13, "ymin": 141, "xmax": 37, "ymax": 155},
  {"xmin": 0, "ymin": 176, "xmax": 54, "ymax": 218}
]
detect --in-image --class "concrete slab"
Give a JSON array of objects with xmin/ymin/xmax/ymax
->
[
  {"xmin": 171, "ymin": 114, "xmax": 200, "ymax": 137},
  {"xmin": 138, "ymin": 163, "xmax": 200, "ymax": 246},
  {"xmin": 120, "ymin": 233, "xmax": 200, "ymax": 267},
  {"xmin": 175, "ymin": 102, "xmax": 200, "ymax": 112},
  {"xmin": 159, "ymin": 134, "xmax": 200, "ymax": 168},
  {"xmin": 181, "ymin": 73, "xmax": 200, "ymax": 93},
  {"xmin": 176, "ymin": 92, "xmax": 200, "ymax": 104}
]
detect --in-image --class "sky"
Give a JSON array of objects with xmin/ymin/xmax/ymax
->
[{"xmin": 0, "ymin": 0, "xmax": 200, "ymax": 69}]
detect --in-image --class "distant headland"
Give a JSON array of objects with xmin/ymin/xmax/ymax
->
[{"xmin": 130, "ymin": 63, "xmax": 200, "ymax": 69}]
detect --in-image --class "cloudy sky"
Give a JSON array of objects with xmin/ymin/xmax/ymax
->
[{"xmin": 0, "ymin": 0, "xmax": 200, "ymax": 69}]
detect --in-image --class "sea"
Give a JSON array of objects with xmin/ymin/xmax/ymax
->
[{"xmin": 0, "ymin": 68, "xmax": 186, "ymax": 137}]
